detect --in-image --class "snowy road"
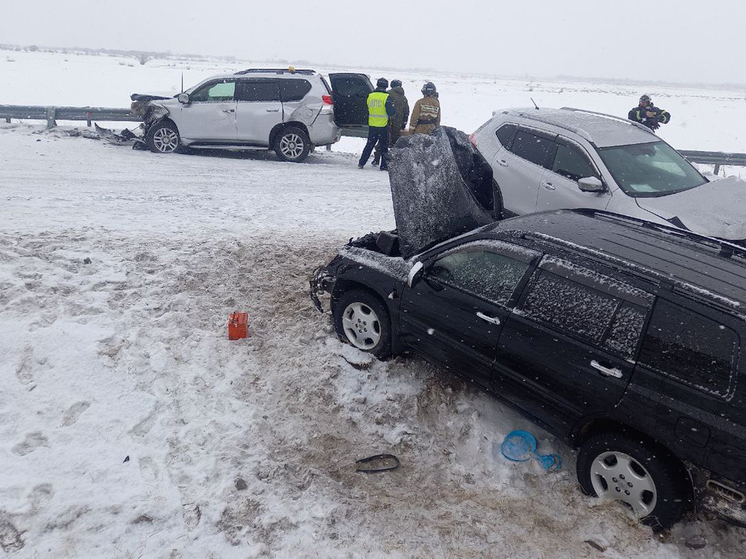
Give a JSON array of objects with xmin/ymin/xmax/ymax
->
[{"xmin": 1, "ymin": 124, "xmax": 744, "ymax": 558}]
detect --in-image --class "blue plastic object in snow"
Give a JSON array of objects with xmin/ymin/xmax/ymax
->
[{"xmin": 501, "ymin": 430, "xmax": 562, "ymax": 471}]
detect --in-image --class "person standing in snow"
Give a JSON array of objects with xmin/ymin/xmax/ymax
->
[
  {"xmin": 373, "ymin": 79, "xmax": 409, "ymax": 166},
  {"xmin": 409, "ymin": 82, "xmax": 440, "ymax": 135},
  {"xmin": 358, "ymin": 78, "xmax": 396, "ymax": 171},
  {"xmin": 628, "ymin": 94, "xmax": 671, "ymax": 131}
]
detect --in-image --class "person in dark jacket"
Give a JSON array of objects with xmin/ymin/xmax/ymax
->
[
  {"xmin": 358, "ymin": 78, "xmax": 396, "ymax": 171},
  {"xmin": 373, "ymin": 79, "xmax": 409, "ymax": 165},
  {"xmin": 628, "ymin": 94, "xmax": 671, "ymax": 131}
]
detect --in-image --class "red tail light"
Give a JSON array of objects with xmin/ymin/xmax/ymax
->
[
  {"xmin": 469, "ymin": 133, "xmax": 478, "ymax": 147},
  {"xmin": 322, "ymin": 95, "xmax": 333, "ymax": 105}
]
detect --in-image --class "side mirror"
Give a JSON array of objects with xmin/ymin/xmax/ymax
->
[
  {"xmin": 407, "ymin": 261, "xmax": 424, "ymax": 288},
  {"xmin": 177, "ymin": 93, "xmax": 190, "ymax": 104},
  {"xmin": 578, "ymin": 176, "xmax": 605, "ymax": 192}
]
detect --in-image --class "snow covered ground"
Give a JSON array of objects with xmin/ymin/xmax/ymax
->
[{"xmin": 1, "ymin": 50, "xmax": 746, "ymax": 558}]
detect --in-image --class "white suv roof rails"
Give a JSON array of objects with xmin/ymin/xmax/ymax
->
[
  {"xmin": 560, "ymin": 106, "xmax": 656, "ymax": 135},
  {"xmin": 234, "ymin": 68, "xmax": 317, "ymax": 76}
]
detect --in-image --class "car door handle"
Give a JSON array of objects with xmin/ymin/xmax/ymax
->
[
  {"xmin": 476, "ymin": 312, "xmax": 501, "ymax": 325},
  {"xmin": 266, "ymin": 108, "xmax": 280, "ymax": 113},
  {"xmin": 590, "ymin": 360, "xmax": 623, "ymax": 379},
  {"xmin": 497, "ymin": 159, "xmax": 509, "ymax": 167},
  {"xmin": 222, "ymin": 109, "xmax": 235, "ymax": 113},
  {"xmin": 541, "ymin": 181, "xmax": 556, "ymax": 190}
]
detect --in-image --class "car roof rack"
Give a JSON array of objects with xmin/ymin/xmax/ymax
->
[
  {"xmin": 567, "ymin": 209, "xmax": 746, "ymax": 261},
  {"xmin": 560, "ymin": 107, "xmax": 655, "ymax": 135},
  {"xmin": 512, "ymin": 110, "xmax": 594, "ymax": 143},
  {"xmin": 234, "ymin": 68, "xmax": 316, "ymax": 76}
]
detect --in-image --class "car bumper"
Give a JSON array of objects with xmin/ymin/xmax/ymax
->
[
  {"xmin": 690, "ymin": 465, "xmax": 746, "ymax": 527},
  {"xmin": 309, "ymin": 113, "xmax": 339, "ymax": 146},
  {"xmin": 309, "ymin": 265, "xmax": 335, "ymax": 313}
]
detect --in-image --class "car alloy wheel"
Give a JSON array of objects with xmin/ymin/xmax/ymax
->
[
  {"xmin": 279, "ymin": 133, "xmax": 304, "ymax": 160},
  {"xmin": 589, "ymin": 450, "xmax": 657, "ymax": 518},
  {"xmin": 577, "ymin": 431, "xmax": 688, "ymax": 529},
  {"xmin": 341, "ymin": 302, "xmax": 381, "ymax": 350},
  {"xmin": 152, "ymin": 126, "xmax": 180, "ymax": 153}
]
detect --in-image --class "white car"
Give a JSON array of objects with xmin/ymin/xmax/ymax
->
[
  {"xmin": 471, "ymin": 107, "xmax": 746, "ymax": 243},
  {"xmin": 133, "ymin": 69, "xmax": 374, "ymax": 162}
]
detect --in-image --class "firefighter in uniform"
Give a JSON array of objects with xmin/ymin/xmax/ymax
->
[
  {"xmin": 628, "ymin": 94, "xmax": 671, "ymax": 131},
  {"xmin": 358, "ymin": 78, "xmax": 396, "ymax": 171},
  {"xmin": 373, "ymin": 79, "xmax": 409, "ymax": 165},
  {"xmin": 409, "ymin": 82, "xmax": 440, "ymax": 135}
]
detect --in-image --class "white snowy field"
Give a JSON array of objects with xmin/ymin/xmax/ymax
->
[{"xmin": 1, "ymin": 50, "xmax": 746, "ymax": 558}]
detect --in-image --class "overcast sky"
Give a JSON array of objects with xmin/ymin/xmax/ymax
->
[{"xmin": 2, "ymin": 0, "xmax": 744, "ymax": 85}]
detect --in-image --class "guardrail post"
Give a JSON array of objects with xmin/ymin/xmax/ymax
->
[
  {"xmin": 714, "ymin": 163, "xmax": 721, "ymax": 175},
  {"xmin": 5, "ymin": 117, "xmax": 9, "ymax": 123},
  {"xmin": 45, "ymin": 107, "xmax": 57, "ymax": 129},
  {"xmin": 87, "ymin": 112, "xmax": 92, "ymax": 127}
]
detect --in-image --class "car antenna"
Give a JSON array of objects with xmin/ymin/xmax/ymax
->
[
  {"xmin": 531, "ymin": 97, "xmax": 540, "ymax": 110},
  {"xmin": 181, "ymin": 72, "xmax": 184, "ymax": 93}
]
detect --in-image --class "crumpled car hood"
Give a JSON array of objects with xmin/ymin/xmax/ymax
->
[
  {"xmin": 634, "ymin": 176, "xmax": 746, "ymax": 241},
  {"xmin": 130, "ymin": 93, "xmax": 175, "ymax": 103},
  {"xmin": 388, "ymin": 127, "xmax": 495, "ymax": 259}
]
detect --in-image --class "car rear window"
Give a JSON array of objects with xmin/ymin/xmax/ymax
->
[
  {"xmin": 280, "ymin": 79, "xmax": 312, "ymax": 102},
  {"xmin": 639, "ymin": 299, "xmax": 738, "ymax": 398},
  {"xmin": 333, "ymin": 77, "xmax": 370, "ymax": 96},
  {"xmin": 511, "ymin": 129, "xmax": 555, "ymax": 168}
]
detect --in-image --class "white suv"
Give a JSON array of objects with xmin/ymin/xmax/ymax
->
[
  {"xmin": 471, "ymin": 107, "xmax": 746, "ymax": 243},
  {"xmin": 134, "ymin": 69, "xmax": 373, "ymax": 162}
]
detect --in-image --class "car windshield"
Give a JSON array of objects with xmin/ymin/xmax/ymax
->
[{"xmin": 598, "ymin": 141, "xmax": 706, "ymax": 197}]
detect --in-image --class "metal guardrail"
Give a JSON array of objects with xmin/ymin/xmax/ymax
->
[
  {"xmin": 0, "ymin": 104, "xmax": 370, "ymax": 139},
  {"xmin": 3, "ymin": 105, "xmax": 742, "ymax": 166},
  {"xmin": 0, "ymin": 105, "xmax": 141, "ymax": 128},
  {"xmin": 678, "ymin": 150, "xmax": 746, "ymax": 175}
]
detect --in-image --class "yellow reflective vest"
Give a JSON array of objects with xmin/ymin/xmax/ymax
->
[{"xmin": 367, "ymin": 91, "xmax": 390, "ymax": 128}]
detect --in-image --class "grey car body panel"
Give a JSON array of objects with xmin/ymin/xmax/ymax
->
[
  {"xmin": 476, "ymin": 108, "xmax": 746, "ymax": 242},
  {"xmin": 634, "ymin": 176, "xmax": 746, "ymax": 239}
]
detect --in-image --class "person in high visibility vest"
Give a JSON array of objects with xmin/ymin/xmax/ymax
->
[{"xmin": 358, "ymin": 77, "xmax": 397, "ymax": 171}]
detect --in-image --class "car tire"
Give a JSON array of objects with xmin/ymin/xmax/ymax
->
[
  {"xmin": 333, "ymin": 289, "xmax": 391, "ymax": 359},
  {"xmin": 146, "ymin": 120, "xmax": 182, "ymax": 154},
  {"xmin": 577, "ymin": 431, "xmax": 689, "ymax": 530},
  {"xmin": 274, "ymin": 127, "xmax": 311, "ymax": 163}
]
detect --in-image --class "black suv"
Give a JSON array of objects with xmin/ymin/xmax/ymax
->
[{"xmin": 311, "ymin": 209, "xmax": 746, "ymax": 529}]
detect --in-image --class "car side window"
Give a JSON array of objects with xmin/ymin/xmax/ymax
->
[
  {"xmin": 190, "ymin": 80, "xmax": 236, "ymax": 103},
  {"xmin": 552, "ymin": 141, "xmax": 598, "ymax": 181},
  {"xmin": 518, "ymin": 258, "xmax": 652, "ymax": 357},
  {"xmin": 236, "ymin": 80, "xmax": 280, "ymax": 102},
  {"xmin": 639, "ymin": 300, "xmax": 738, "ymax": 398},
  {"xmin": 511, "ymin": 129, "xmax": 555, "ymax": 168},
  {"xmin": 429, "ymin": 245, "xmax": 531, "ymax": 306},
  {"xmin": 280, "ymin": 79, "xmax": 312, "ymax": 102},
  {"xmin": 495, "ymin": 124, "xmax": 517, "ymax": 150}
]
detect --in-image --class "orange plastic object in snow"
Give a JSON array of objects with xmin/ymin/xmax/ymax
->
[{"xmin": 228, "ymin": 312, "xmax": 249, "ymax": 340}]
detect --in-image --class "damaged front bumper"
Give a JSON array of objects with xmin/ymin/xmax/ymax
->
[
  {"xmin": 130, "ymin": 94, "xmax": 171, "ymax": 131},
  {"xmin": 309, "ymin": 265, "xmax": 335, "ymax": 313}
]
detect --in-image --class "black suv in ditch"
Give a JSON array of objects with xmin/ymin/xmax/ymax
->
[{"xmin": 311, "ymin": 209, "xmax": 746, "ymax": 529}]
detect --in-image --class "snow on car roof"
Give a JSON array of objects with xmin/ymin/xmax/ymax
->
[{"xmin": 497, "ymin": 107, "xmax": 657, "ymax": 148}]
